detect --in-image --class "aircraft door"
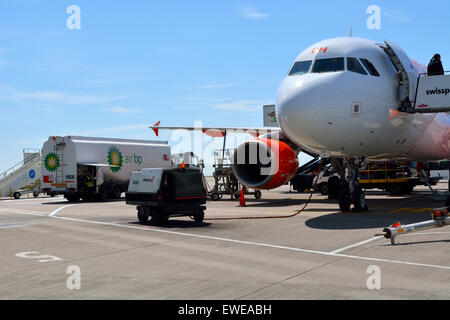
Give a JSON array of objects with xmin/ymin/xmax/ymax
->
[{"xmin": 382, "ymin": 40, "xmax": 418, "ymax": 112}]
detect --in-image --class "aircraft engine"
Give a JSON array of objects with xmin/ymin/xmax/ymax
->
[{"xmin": 232, "ymin": 137, "xmax": 299, "ymax": 190}]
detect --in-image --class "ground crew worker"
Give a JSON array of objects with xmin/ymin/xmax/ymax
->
[
  {"xmin": 428, "ymin": 54, "xmax": 444, "ymax": 76},
  {"xmin": 85, "ymin": 172, "xmax": 95, "ymax": 190}
]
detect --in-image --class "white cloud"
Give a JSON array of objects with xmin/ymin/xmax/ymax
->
[
  {"xmin": 103, "ymin": 106, "xmax": 139, "ymax": 114},
  {"xmin": 238, "ymin": 6, "xmax": 270, "ymax": 19}
]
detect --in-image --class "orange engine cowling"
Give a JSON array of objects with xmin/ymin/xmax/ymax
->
[{"xmin": 232, "ymin": 137, "xmax": 299, "ymax": 190}]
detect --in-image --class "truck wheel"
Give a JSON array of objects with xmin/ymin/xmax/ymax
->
[
  {"xmin": 402, "ymin": 184, "xmax": 414, "ymax": 194},
  {"xmin": 112, "ymin": 186, "xmax": 122, "ymax": 199},
  {"xmin": 389, "ymin": 183, "xmax": 403, "ymax": 195},
  {"xmin": 137, "ymin": 207, "xmax": 150, "ymax": 224},
  {"xmin": 211, "ymin": 193, "xmax": 220, "ymax": 201},
  {"xmin": 254, "ymin": 190, "xmax": 262, "ymax": 199},
  {"xmin": 194, "ymin": 211, "xmax": 205, "ymax": 223},
  {"xmin": 98, "ymin": 186, "xmax": 109, "ymax": 202},
  {"xmin": 33, "ymin": 191, "xmax": 39, "ymax": 198},
  {"xmin": 138, "ymin": 212, "xmax": 149, "ymax": 224},
  {"xmin": 13, "ymin": 192, "xmax": 21, "ymax": 199},
  {"xmin": 319, "ymin": 183, "xmax": 329, "ymax": 195}
]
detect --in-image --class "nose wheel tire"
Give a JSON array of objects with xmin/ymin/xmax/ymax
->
[
  {"xmin": 339, "ymin": 184, "xmax": 368, "ymax": 213},
  {"xmin": 352, "ymin": 187, "xmax": 368, "ymax": 212},
  {"xmin": 328, "ymin": 176, "xmax": 340, "ymax": 199},
  {"xmin": 338, "ymin": 184, "xmax": 352, "ymax": 212}
]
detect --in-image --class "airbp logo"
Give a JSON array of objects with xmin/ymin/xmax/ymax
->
[
  {"xmin": 44, "ymin": 153, "xmax": 60, "ymax": 172},
  {"xmin": 108, "ymin": 146, "xmax": 123, "ymax": 173}
]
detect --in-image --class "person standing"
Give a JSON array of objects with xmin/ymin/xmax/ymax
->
[{"xmin": 428, "ymin": 54, "xmax": 444, "ymax": 76}]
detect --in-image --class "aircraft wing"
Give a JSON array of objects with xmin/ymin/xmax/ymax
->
[{"xmin": 150, "ymin": 121, "xmax": 280, "ymax": 138}]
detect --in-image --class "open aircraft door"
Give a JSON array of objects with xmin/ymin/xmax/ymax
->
[{"xmin": 381, "ymin": 40, "xmax": 419, "ymax": 113}]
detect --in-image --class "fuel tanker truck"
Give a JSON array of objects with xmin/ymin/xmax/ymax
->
[{"xmin": 41, "ymin": 136, "xmax": 172, "ymax": 202}]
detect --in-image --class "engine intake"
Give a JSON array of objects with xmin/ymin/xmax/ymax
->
[{"xmin": 232, "ymin": 138, "xmax": 299, "ymax": 190}]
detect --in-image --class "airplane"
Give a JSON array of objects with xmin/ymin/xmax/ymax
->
[{"xmin": 151, "ymin": 36, "xmax": 450, "ymax": 212}]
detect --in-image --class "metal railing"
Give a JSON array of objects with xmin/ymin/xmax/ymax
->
[
  {"xmin": 418, "ymin": 70, "xmax": 450, "ymax": 77},
  {"xmin": 0, "ymin": 153, "xmax": 40, "ymax": 182}
]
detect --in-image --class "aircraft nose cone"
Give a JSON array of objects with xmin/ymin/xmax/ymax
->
[
  {"xmin": 276, "ymin": 76, "xmax": 317, "ymax": 140},
  {"xmin": 276, "ymin": 74, "xmax": 337, "ymax": 152}
]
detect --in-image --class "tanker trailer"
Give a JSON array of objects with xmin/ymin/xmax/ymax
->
[{"xmin": 41, "ymin": 136, "xmax": 172, "ymax": 202}]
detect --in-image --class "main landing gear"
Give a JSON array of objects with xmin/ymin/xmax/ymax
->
[{"xmin": 331, "ymin": 158, "xmax": 369, "ymax": 213}]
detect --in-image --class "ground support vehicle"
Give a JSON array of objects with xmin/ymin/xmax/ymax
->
[{"xmin": 126, "ymin": 168, "xmax": 207, "ymax": 225}]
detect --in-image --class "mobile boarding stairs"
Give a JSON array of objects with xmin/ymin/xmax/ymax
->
[
  {"xmin": 381, "ymin": 40, "xmax": 450, "ymax": 115},
  {"xmin": 0, "ymin": 149, "xmax": 42, "ymax": 199}
]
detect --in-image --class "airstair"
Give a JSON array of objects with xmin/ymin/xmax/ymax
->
[
  {"xmin": 380, "ymin": 40, "xmax": 450, "ymax": 114},
  {"xmin": 0, "ymin": 149, "xmax": 42, "ymax": 198}
]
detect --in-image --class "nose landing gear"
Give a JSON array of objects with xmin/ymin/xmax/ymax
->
[{"xmin": 332, "ymin": 158, "xmax": 369, "ymax": 213}]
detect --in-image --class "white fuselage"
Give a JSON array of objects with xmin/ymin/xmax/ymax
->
[{"xmin": 276, "ymin": 37, "xmax": 450, "ymax": 161}]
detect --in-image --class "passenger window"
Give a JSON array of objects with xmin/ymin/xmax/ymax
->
[
  {"xmin": 312, "ymin": 58, "xmax": 345, "ymax": 73},
  {"xmin": 347, "ymin": 57, "xmax": 367, "ymax": 75},
  {"xmin": 360, "ymin": 59, "xmax": 380, "ymax": 77},
  {"xmin": 288, "ymin": 61, "xmax": 312, "ymax": 76}
]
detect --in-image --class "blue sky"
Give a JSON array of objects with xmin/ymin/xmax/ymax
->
[{"xmin": 1, "ymin": 0, "xmax": 449, "ymax": 173}]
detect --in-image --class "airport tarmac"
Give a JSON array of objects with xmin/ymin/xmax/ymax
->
[{"xmin": 0, "ymin": 182, "xmax": 449, "ymax": 300}]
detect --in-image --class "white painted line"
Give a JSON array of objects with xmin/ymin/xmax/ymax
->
[
  {"xmin": 3, "ymin": 209, "xmax": 450, "ymax": 271},
  {"xmin": 49, "ymin": 204, "xmax": 75, "ymax": 217},
  {"xmin": 0, "ymin": 197, "xmax": 63, "ymax": 204},
  {"xmin": 0, "ymin": 208, "xmax": 48, "ymax": 216},
  {"xmin": 330, "ymin": 237, "xmax": 382, "ymax": 254},
  {"xmin": 0, "ymin": 222, "xmax": 33, "ymax": 229},
  {"xmin": 53, "ymin": 216, "xmax": 450, "ymax": 271}
]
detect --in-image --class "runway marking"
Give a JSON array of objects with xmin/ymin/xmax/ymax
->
[
  {"xmin": 15, "ymin": 251, "xmax": 62, "ymax": 263},
  {"xmin": 330, "ymin": 237, "xmax": 382, "ymax": 254},
  {"xmin": 0, "ymin": 197, "xmax": 63, "ymax": 204},
  {"xmin": 4, "ymin": 209, "xmax": 450, "ymax": 271},
  {"xmin": 50, "ymin": 204, "xmax": 75, "ymax": 217},
  {"xmin": 0, "ymin": 208, "xmax": 48, "ymax": 216},
  {"xmin": 0, "ymin": 222, "xmax": 33, "ymax": 229}
]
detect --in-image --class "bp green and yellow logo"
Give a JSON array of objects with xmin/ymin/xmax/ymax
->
[
  {"xmin": 108, "ymin": 146, "xmax": 123, "ymax": 173},
  {"xmin": 44, "ymin": 153, "xmax": 60, "ymax": 172}
]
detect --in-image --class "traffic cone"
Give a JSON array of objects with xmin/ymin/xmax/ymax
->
[{"xmin": 240, "ymin": 188, "xmax": 246, "ymax": 207}]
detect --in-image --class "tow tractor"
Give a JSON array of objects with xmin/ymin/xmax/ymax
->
[
  {"xmin": 376, "ymin": 208, "xmax": 450, "ymax": 245},
  {"xmin": 126, "ymin": 168, "xmax": 207, "ymax": 225}
]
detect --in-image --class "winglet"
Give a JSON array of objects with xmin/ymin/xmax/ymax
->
[{"xmin": 152, "ymin": 121, "xmax": 161, "ymax": 136}]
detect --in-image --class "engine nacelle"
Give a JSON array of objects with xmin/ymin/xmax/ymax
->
[{"xmin": 232, "ymin": 137, "xmax": 299, "ymax": 190}]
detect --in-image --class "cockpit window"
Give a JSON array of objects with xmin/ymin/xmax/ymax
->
[
  {"xmin": 360, "ymin": 58, "xmax": 380, "ymax": 77},
  {"xmin": 288, "ymin": 60, "xmax": 312, "ymax": 76},
  {"xmin": 347, "ymin": 57, "xmax": 367, "ymax": 75},
  {"xmin": 312, "ymin": 58, "xmax": 345, "ymax": 73}
]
